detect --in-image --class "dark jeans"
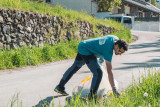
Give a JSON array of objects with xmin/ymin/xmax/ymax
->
[{"xmin": 58, "ymin": 53, "xmax": 103, "ymax": 94}]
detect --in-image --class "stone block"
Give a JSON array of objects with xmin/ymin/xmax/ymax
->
[
  {"xmin": 0, "ymin": 16, "xmax": 4, "ymax": 23},
  {"xmin": 16, "ymin": 11, "xmax": 21, "ymax": 20},
  {"xmin": 39, "ymin": 41, "xmax": 44, "ymax": 47},
  {"xmin": 2, "ymin": 25, "xmax": 10, "ymax": 34},
  {"xmin": 2, "ymin": 13, "xmax": 8, "ymax": 18},
  {"xmin": 0, "ymin": 42, "xmax": 3, "ymax": 50},
  {"xmin": 5, "ymin": 34, "xmax": 11, "ymax": 43},
  {"xmin": 6, "ymin": 44, "xmax": 10, "ymax": 50},
  {"xmin": 11, "ymin": 43, "xmax": 19, "ymax": 49}
]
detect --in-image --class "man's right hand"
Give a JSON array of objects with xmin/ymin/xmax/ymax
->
[{"xmin": 113, "ymin": 88, "xmax": 120, "ymax": 97}]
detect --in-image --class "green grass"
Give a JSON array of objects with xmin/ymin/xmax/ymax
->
[
  {"xmin": 0, "ymin": 40, "xmax": 79, "ymax": 69},
  {"xmin": 112, "ymin": 28, "xmax": 132, "ymax": 43},
  {"xmin": 104, "ymin": 69, "xmax": 160, "ymax": 107}
]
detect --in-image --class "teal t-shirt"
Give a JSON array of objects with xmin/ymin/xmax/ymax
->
[{"xmin": 78, "ymin": 35, "xmax": 119, "ymax": 62}]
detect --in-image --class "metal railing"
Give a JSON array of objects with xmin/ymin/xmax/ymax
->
[{"xmin": 135, "ymin": 17, "xmax": 160, "ymax": 21}]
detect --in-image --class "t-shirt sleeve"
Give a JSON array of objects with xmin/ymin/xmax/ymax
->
[{"xmin": 104, "ymin": 52, "xmax": 113, "ymax": 62}]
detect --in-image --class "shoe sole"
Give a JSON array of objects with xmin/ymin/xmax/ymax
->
[{"xmin": 54, "ymin": 89, "xmax": 68, "ymax": 96}]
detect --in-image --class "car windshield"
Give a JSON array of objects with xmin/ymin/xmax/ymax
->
[{"xmin": 123, "ymin": 17, "xmax": 132, "ymax": 24}]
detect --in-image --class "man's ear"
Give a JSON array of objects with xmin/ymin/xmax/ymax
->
[
  {"xmin": 113, "ymin": 44, "xmax": 117, "ymax": 51},
  {"xmin": 115, "ymin": 44, "xmax": 118, "ymax": 48}
]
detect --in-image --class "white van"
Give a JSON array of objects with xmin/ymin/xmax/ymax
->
[{"xmin": 104, "ymin": 14, "xmax": 134, "ymax": 29}]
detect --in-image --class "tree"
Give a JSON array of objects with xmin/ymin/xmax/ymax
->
[
  {"xmin": 94, "ymin": 0, "xmax": 122, "ymax": 12},
  {"xmin": 151, "ymin": 0, "xmax": 158, "ymax": 7}
]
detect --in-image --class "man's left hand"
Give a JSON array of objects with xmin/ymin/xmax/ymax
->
[{"xmin": 98, "ymin": 58, "xmax": 104, "ymax": 64}]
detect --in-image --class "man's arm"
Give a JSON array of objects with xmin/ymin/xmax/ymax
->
[
  {"xmin": 105, "ymin": 60, "xmax": 115, "ymax": 90},
  {"xmin": 105, "ymin": 60, "xmax": 120, "ymax": 97}
]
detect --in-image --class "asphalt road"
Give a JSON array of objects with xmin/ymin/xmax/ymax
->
[{"xmin": 0, "ymin": 30, "xmax": 160, "ymax": 107}]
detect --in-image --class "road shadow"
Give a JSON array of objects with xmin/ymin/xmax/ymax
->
[
  {"xmin": 114, "ymin": 58, "xmax": 160, "ymax": 70},
  {"xmin": 130, "ymin": 49, "xmax": 160, "ymax": 54},
  {"xmin": 33, "ymin": 95, "xmax": 64, "ymax": 107},
  {"xmin": 129, "ymin": 40, "xmax": 160, "ymax": 50},
  {"xmin": 130, "ymin": 37, "xmax": 160, "ymax": 49},
  {"xmin": 116, "ymin": 37, "xmax": 160, "ymax": 70}
]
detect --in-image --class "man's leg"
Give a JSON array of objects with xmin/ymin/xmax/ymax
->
[
  {"xmin": 54, "ymin": 53, "xmax": 85, "ymax": 96},
  {"xmin": 80, "ymin": 54, "xmax": 103, "ymax": 98}
]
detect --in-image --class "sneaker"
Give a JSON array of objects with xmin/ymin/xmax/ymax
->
[
  {"xmin": 87, "ymin": 92, "xmax": 97, "ymax": 100},
  {"xmin": 87, "ymin": 92, "xmax": 98, "ymax": 103},
  {"xmin": 54, "ymin": 86, "xmax": 69, "ymax": 96}
]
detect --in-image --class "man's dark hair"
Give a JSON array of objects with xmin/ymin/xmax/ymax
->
[{"xmin": 115, "ymin": 39, "xmax": 128, "ymax": 51}]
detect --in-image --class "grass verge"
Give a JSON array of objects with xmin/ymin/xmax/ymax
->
[{"xmin": 0, "ymin": 39, "xmax": 79, "ymax": 69}]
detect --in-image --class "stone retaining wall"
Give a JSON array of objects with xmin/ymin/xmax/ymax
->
[{"xmin": 0, "ymin": 8, "xmax": 116, "ymax": 50}]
